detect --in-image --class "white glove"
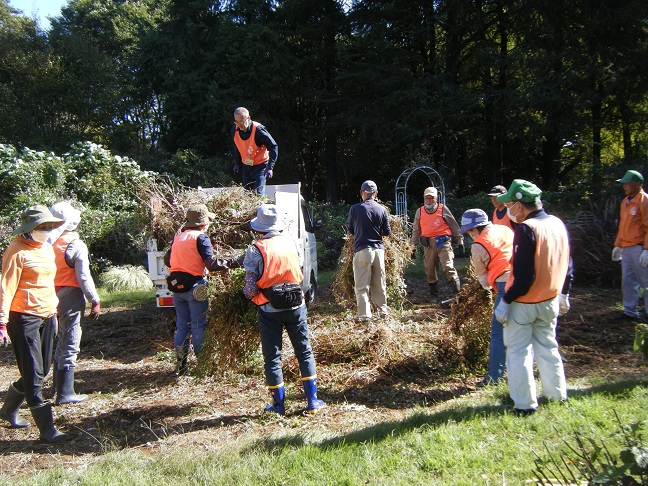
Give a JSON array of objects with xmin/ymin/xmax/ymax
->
[
  {"xmin": 495, "ymin": 300, "xmax": 510, "ymax": 325},
  {"xmin": 612, "ymin": 246, "xmax": 623, "ymax": 261},
  {"xmin": 641, "ymin": 250, "xmax": 648, "ymax": 268},
  {"xmin": 558, "ymin": 294, "xmax": 570, "ymax": 316}
]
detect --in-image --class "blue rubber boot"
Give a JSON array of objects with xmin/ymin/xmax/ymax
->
[
  {"xmin": 264, "ymin": 384, "xmax": 285, "ymax": 415},
  {"xmin": 302, "ymin": 377, "xmax": 326, "ymax": 414}
]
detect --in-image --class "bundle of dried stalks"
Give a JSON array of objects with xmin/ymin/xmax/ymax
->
[
  {"xmin": 438, "ymin": 268, "xmax": 493, "ymax": 370},
  {"xmin": 331, "ymin": 212, "xmax": 412, "ymax": 311},
  {"xmin": 198, "ymin": 269, "xmax": 260, "ymax": 376}
]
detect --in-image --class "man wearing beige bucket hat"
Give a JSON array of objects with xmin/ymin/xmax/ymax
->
[
  {"xmin": 0, "ymin": 205, "xmax": 71, "ymax": 443},
  {"xmin": 164, "ymin": 204, "xmax": 241, "ymax": 375},
  {"xmin": 410, "ymin": 186, "xmax": 463, "ymax": 301}
]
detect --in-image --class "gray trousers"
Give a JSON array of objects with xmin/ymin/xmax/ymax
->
[
  {"xmin": 621, "ymin": 245, "xmax": 648, "ymax": 318},
  {"xmin": 55, "ymin": 287, "xmax": 86, "ymax": 370}
]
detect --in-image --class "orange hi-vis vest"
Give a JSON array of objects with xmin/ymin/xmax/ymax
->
[
  {"xmin": 251, "ymin": 235, "xmax": 303, "ymax": 306},
  {"xmin": 614, "ymin": 189, "xmax": 648, "ymax": 248},
  {"xmin": 474, "ymin": 225, "xmax": 514, "ymax": 289},
  {"xmin": 53, "ymin": 232, "xmax": 80, "ymax": 287},
  {"xmin": 419, "ymin": 204, "xmax": 452, "ymax": 238},
  {"xmin": 492, "ymin": 208, "xmax": 514, "ymax": 230},
  {"xmin": 505, "ymin": 215, "xmax": 570, "ymax": 303},
  {"xmin": 234, "ymin": 122, "xmax": 269, "ymax": 166},
  {"xmin": 169, "ymin": 230, "xmax": 207, "ymax": 277}
]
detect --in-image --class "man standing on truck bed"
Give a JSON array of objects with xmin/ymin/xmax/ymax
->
[{"xmin": 231, "ymin": 107, "xmax": 278, "ymax": 196}]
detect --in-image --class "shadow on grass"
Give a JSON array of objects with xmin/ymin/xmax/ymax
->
[{"xmin": 244, "ymin": 377, "xmax": 648, "ymax": 454}]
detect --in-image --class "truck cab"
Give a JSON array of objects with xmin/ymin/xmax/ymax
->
[{"xmin": 147, "ymin": 183, "xmax": 319, "ymax": 307}]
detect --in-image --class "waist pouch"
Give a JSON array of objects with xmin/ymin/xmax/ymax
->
[
  {"xmin": 166, "ymin": 272, "xmax": 203, "ymax": 293},
  {"xmin": 419, "ymin": 236, "xmax": 430, "ymax": 248},
  {"xmin": 261, "ymin": 282, "xmax": 303, "ymax": 309},
  {"xmin": 434, "ymin": 235, "xmax": 450, "ymax": 248}
]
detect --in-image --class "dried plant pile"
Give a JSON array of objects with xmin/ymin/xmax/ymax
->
[
  {"xmin": 437, "ymin": 270, "xmax": 493, "ymax": 371},
  {"xmin": 198, "ymin": 269, "xmax": 260, "ymax": 376},
  {"xmin": 331, "ymin": 212, "xmax": 412, "ymax": 311}
]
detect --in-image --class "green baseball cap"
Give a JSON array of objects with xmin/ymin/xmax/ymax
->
[
  {"xmin": 496, "ymin": 179, "xmax": 542, "ymax": 203},
  {"xmin": 616, "ymin": 170, "xmax": 644, "ymax": 183}
]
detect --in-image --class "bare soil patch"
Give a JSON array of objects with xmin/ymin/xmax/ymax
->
[{"xmin": 1, "ymin": 274, "xmax": 646, "ymax": 477}]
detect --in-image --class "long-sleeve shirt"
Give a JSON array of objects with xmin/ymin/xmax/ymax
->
[
  {"xmin": 346, "ymin": 198, "xmax": 391, "ymax": 253},
  {"xmin": 230, "ymin": 123, "xmax": 278, "ymax": 170},
  {"xmin": 614, "ymin": 189, "xmax": 648, "ymax": 248},
  {"xmin": 410, "ymin": 204, "xmax": 464, "ymax": 246},
  {"xmin": 471, "ymin": 240, "xmax": 510, "ymax": 290},
  {"xmin": 0, "ymin": 236, "xmax": 58, "ymax": 322},
  {"xmin": 503, "ymin": 209, "xmax": 573, "ymax": 304},
  {"xmin": 164, "ymin": 232, "xmax": 235, "ymax": 273},
  {"xmin": 59, "ymin": 236, "xmax": 100, "ymax": 304}
]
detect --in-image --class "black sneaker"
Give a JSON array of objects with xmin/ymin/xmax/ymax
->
[{"xmin": 513, "ymin": 408, "xmax": 536, "ymax": 416}]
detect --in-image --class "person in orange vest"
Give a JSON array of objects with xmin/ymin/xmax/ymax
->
[
  {"xmin": 46, "ymin": 202, "xmax": 101, "ymax": 406},
  {"xmin": 164, "ymin": 204, "xmax": 240, "ymax": 375},
  {"xmin": 494, "ymin": 180, "xmax": 572, "ymax": 415},
  {"xmin": 0, "ymin": 205, "xmax": 70, "ymax": 443},
  {"xmin": 487, "ymin": 185, "xmax": 516, "ymax": 231},
  {"xmin": 460, "ymin": 208, "xmax": 514, "ymax": 386},
  {"xmin": 242, "ymin": 204, "xmax": 325, "ymax": 415},
  {"xmin": 611, "ymin": 170, "xmax": 648, "ymax": 320},
  {"xmin": 231, "ymin": 106, "xmax": 278, "ymax": 196},
  {"xmin": 410, "ymin": 187, "xmax": 464, "ymax": 301}
]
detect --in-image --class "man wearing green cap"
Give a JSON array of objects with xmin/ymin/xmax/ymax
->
[
  {"xmin": 494, "ymin": 180, "xmax": 572, "ymax": 415},
  {"xmin": 612, "ymin": 169, "xmax": 648, "ymax": 320}
]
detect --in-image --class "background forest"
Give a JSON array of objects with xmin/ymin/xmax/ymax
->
[{"xmin": 1, "ymin": 0, "xmax": 646, "ymax": 205}]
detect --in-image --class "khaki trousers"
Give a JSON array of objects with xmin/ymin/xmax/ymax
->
[
  {"xmin": 423, "ymin": 240, "xmax": 458, "ymax": 284},
  {"xmin": 352, "ymin": 247, "xmax": 388, "ymax": 319}
]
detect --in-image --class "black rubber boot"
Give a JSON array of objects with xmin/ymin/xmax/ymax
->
[
  {"xmin": 176, "ymin": 347, "xmax": 188, "ymax": 376},
  {"xmin": 429, "ymin": 282, "xmax": 439, "ymax": 302},
  {"xmin": 451, "ymin": 278, "xmax": 461, "ymax": 294},
  {"xmin": 0, "ymin": 383, "xmax": 30, "ymax": 428},
  {"xmin": 30, "ymin": 402, "xmax": 70, "ymax": 443},
  {"xmin": 55, "ymin": 367, "xmax": 88, "ymax": 405}
]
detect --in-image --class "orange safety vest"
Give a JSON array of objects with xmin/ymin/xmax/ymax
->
[
  {"xmin": 505, "ymin": 215, "xmax": 570, "ymax": 303},
  {"xmin": 169, "ymin": 230, "xmax": 207, "ymax": 277},
  {"xmin": 53, "ymin": 232, "xmax": 80, "ymax": 288},
  {"xmin": 492, "ymin": 208, "xmax": 515, "ymax": 230},
  {"xmin": 419, "ymin": 204, "xmax": 452, "ymax": 238},
  {"xmin": 474, "ymin": 225, "xmax": 514, "ymax": 290},
  {"xmin": 251, "ymin": 235, "xmax": 303, "ymax": 306},
  {"xmin": 615, "ymin": 189, "xmax": 648, "ymax": 248},
  {"xmin": 233, "ymin": 122, "xmax": 269, "ymax": 167}
]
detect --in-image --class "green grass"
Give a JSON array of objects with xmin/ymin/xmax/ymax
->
[
  {"xmin": 7, "ymin": 378, "xmax": 647, "ymax": 485},
  {"xmin": 97, "ymin": 288, "xmax": 156, "ymax": 307}
]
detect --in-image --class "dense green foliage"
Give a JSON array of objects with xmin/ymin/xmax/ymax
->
[{"xmin": 0, "ymin": 0, "xmax": 646, "ymax": 202}]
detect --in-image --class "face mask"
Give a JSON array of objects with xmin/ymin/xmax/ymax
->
[
  {"xmin": 507, "ymin": 203, "xmax": 520, "ymax": 223},
  {"xmin": 30, "ymin": 230, "xmax": 51, "ymax": 244}
]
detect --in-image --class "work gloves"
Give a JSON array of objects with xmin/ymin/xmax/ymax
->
[
  {"xmin": 641, "ymin": 250, "xmax": 648, "ymax": 268},
  {"xmin": 558, "ymin": 294, "xmax": 570, "ymax": 316},
  {"xmin": 611, "ymin": 246, "xmax": 623, "ymax": 261},
  {"xmin": 494, "ymin": 300, "xmax": 509, "ymax": 325},
  {"xmin": 90, "ymin": 301, "xmax": 101, "ymax": 319},
  {"xmin": 0, "ymin": 323, "xmax": 8, "ymax": 347},
  {"xmin": 266, "ymin": 169, "xmax": 273, "ymax": 179}
]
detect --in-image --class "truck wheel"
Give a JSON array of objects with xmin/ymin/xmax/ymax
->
[{"xmin": 305, "ymin": 273, "xmax": 317, "ymax": 307}]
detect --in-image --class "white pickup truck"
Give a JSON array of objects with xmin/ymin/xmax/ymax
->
[{"xmin": 147, "ymin": 183, "xmax": 320, "ymax": 308}]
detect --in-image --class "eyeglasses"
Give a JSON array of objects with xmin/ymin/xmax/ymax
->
[{"xmin": 234, "ymin": 117, "xmax": 249, "ymax": 126}]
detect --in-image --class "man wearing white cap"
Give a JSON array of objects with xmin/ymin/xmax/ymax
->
[
  {"xmin": 410, "ymin": 187, "xmax": 463, "ymax": 301},
  {"xmin": 612, "ymin": 169, "xmax": 648, "ymax": 320},
  {"xmin": 346, "ymin": 180, "xmax": 391, "ymax": 321}
]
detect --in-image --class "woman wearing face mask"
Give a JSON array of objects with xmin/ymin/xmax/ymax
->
[{"xmin": 0, "ymin": 205, "xmax": 71, "ymax": 443}]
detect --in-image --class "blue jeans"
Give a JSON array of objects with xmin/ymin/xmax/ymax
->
[
  {"xmin": 173, "ymin": 282, "xmax": 208, "ymax": 356},
  {"xmin": 486, "ymin": 281, "xmax": 507, "ymax": 383},
  {"xmin": 257, "ymin": 304, "xmax": 316, "ymax": 387},
  {"xmin": 242, "ymin": 162, "xmax": 268, "ymax": 196}
]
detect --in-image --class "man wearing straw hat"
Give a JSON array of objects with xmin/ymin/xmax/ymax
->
[
  {"xmin": 611, "ymin": 169, "xmax": 648, "ymax": 321},
  {"xmin": 165, "ymin": 204, "xmax": 240, "ymax": 376},
  {"xmin": 494, "ymin": 180, "xmax": 572, "ymax": 415},
  {"xmin": 243, "ymin": 204, "xmax": 325, "ymax": 415}
]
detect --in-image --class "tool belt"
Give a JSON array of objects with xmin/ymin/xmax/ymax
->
[{"xmin": 261, "ymin": 282, "xmax": 303, "ymax": 309}]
